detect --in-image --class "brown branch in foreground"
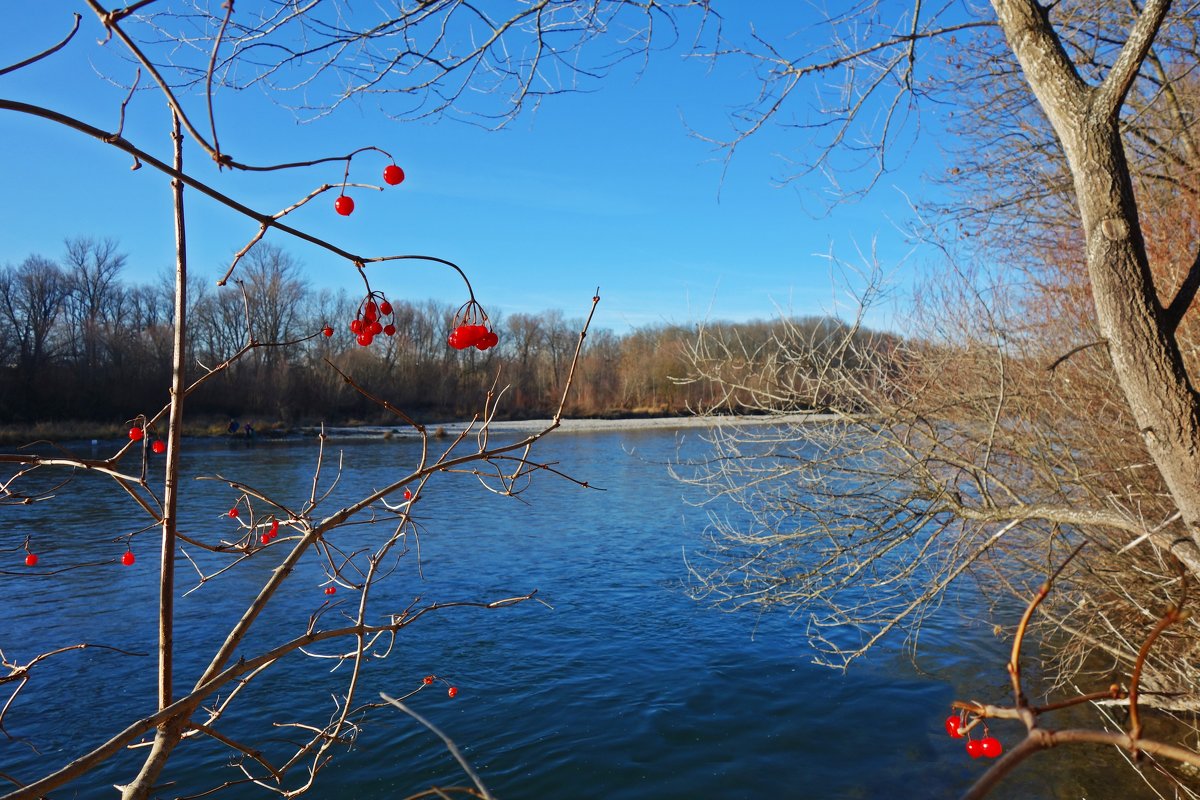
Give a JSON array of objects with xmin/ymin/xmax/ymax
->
[
  {"xmin": 1006, "ymin": 543, "xmax": 1087, "ymax": 708},
  {"xmin": 956, "ymin": 554, "xmax": 1197, "ymax": 799},
  {"xmin": 1128, "ymin": 569, "xmax": 1188, "ymax": 748},
  {"xmin": 0, "ymin": 13, "xmax": 81, "ymax": 77}
]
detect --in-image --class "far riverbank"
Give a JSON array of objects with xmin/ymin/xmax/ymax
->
[{"xmin": 0, "ymin": 412, "xmax": 834, "ymax": 446}]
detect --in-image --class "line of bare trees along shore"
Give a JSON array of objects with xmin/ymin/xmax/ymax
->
[{"xmin": 0, "ymin": 236, "xmax": 885, "ymax": 431}]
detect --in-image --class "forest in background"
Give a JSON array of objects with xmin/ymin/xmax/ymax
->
[{"xmin": 0, "ymin": 236, "xmax": 882, "ymax": 431}]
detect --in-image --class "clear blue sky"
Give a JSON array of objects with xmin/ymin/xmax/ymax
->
[{"xmin": 1, "ymin": 4, "xmax": 946, "ymax": 334}]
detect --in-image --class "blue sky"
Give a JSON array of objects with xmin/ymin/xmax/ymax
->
[{"xmin": 1, "ymin": 4, "xmax": 946, "ymax": 334}]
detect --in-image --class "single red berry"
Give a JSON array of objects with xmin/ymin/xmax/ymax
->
[
  {"xmin": 350, "ymin": 319, "xmax": 363, "ymax": 334},
  {"xmin": 334, "ymin": 195, "xmax": 354, "ymax": 216},
  {"xmin": 447, "ymin": 686, "xmax": 458, "ymax": 699},
  {"xmin": 404, "ymin": 488, "xmax": 413, "ymax": 501},
  {"xmin": 945, "ymin": 715, "xmax": 963, "ymax": 738},
  {"xmin": 383, "ymin": 323, "xmax": 396, "ymax": 337},
  {"xmin": 151, "ymin": 439, "xmax": 166, "ymax": 454},
  {"xmin": 357, "ymin": 332, "xmax": 374, "ymax": 346},
  {"xmin": 121, "ymin": 550, "xmax": 136, "ymax": 566},
  {"xmin": 129, "ymin": 426, "xmax": 144, "ymax": 441},
  {"xmin": 325, "ymin": 586, "xmax": 337, "ymax": 595},
  {"xmin": 447, "ymin": 330, "xmax": 460, "ymax": 349},
  {"xmin": 262, "ymin": 533, "xmax": 271, "ymax": 545},
  {"xmin": 228, "ymin": 507, "xmax": 239, "ymax": 518},
  {"xmin": 965, "ymin": 739, "xmax": 984, "ymax": 759},
  {"xmin": 476, "ymin": 330, "xmax": 499, "ymax": 351},
  {"xmin": 379, "ymin": 300, "xmax": 393, "ymax": 315},
  {"xmin": 383, "ymin": 164, "xmax": 405, "ymax": 185},
  {"xmin": 980, "ymin": 737, "xmax": 1003, "ymax": 758},
  {"xmin": 423, "ymin": 675, "xmax": 434, "ymax": 685},
  {"xmin": 367, "ymin": 320, "xmax": 383, "ymax": 336},
  {"xmin": 322, "ymin": 326, "xmax": 334, "ymax": 337},
  {"xmin": 25, "ymin": 553, "xmax": 38, "ymax": 567}
]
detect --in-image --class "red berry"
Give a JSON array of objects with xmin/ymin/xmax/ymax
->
[
  {"xmin": 335, "ymin": 195, "xmax": 354, "ymax": 216},
  {"xmin": 357, "ymin": 332, "xmax": 374, "ymax": 346},
  {"xmin": 322, "ymin": 326, "xmax": 334, "ymax": 337},
  {"xmin": 350, "ymin": 319, "xmax": 363, "ymax": 334},
  {"xmin": 367, "ymin": 320, "xmax": 383, "ymax": 336},
  {"xmin": 447, "ymin": 686, "xmax": 458, "ymax": 699},
  {"xmin": 129, "ymin": 426, "xmax": 144, "ymax": 441},
  {"xmin": 383, "ymin": 323, "xmax": 396, "ymax": 337},
  {"xmin": 980, "ymin": 737, "xmax": 1003, "ymax": 758},
  {"xmin": 363, "ymin": 302, "xmax": 378, "ymax": 323},
  {"xmin": 404, "ymin": 488, "xmax": 413, "ymax": 501},
  {"xmin": 383, "ymin": 164, "xmax": 405, "ymax": 185},
  {"xmin": 476, "ymin": 330, "xmax": 499, "ymax": 351},
  {"xmin": 25, "ymin": 553, "xmax": 38, "ymax": 567},
  {"xmin": 380, "ymin": 300, "xmax": 393, "ymax": 315},
  {"xmin": 423, "ymin": 675, "xmax": 434, "ymax": 685},
  {"xmin": 945, "ymin": 715, "xmax": 963, "ymax": 738},
  {"xmin": 228, "ymin": 507, "xmax": 239, "ymax": 518},
  {"xmin": 965, "ymin": 739, "xmax": 984, "ymax": 759},
  {"xmin": 325, "ymin": 586, "xmax": 336, "ymax": 595},
  {"xmin": 270, "ymin": 519, "xmax": 280, "ymax": 536},
  {"xmin": 447, "ymin": 330, "xmax": 460, "ymax": 349},
  {"xmin": 151, "ymin": 440, "xmax": 166, "ymax": 454},
  {"xmin": 121, "ymin": 550, "xmax": 136, "ymax": 566}
]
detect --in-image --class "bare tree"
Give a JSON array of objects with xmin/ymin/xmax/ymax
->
[
  {"xmin": 677, "ymin": 0, "xmax": 1200, "ymax": 793},
  {"xmin": 0, "ymin": 255, "xmax": 70, "ymax": 387},
  {"xmin": 0, "ymin": 4, "xmax": 604, "ymax": 798}
]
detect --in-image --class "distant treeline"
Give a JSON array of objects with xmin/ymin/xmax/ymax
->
[{"xmin": 0, "ymin": 238, "xmax": 885, "ymax": 426}]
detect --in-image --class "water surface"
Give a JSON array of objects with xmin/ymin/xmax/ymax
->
[{"xmin": 0, "ymin": 427, "xmax": 1174, "ymax": 798}]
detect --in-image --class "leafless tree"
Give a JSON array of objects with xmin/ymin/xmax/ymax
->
[
  {"xmin": 0, "ymin": 3, "xmax": 606, "ymax": 798},
  {"xmin": 677, "ymin": 1, "xmax": 1200, "ymax": 793}
]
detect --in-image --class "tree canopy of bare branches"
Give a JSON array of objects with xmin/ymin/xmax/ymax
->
[{"xmin": 679, "ymin": 0, "xmax": 1200, "ymax": 791}]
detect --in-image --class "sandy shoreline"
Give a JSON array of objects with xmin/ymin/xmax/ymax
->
[{"xmin": 305, "ymin": 412, "xmax": 832, "ymax": 440}]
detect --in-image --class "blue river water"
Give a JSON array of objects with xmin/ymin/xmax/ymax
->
[{"xmin": 0, "ymin": 426, "xmax": 1172, "ymax": 798}]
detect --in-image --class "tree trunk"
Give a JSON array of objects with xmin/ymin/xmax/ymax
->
[{"xmin": 993, "ymin": 0, "xmax": 1200, "ymax": 576}]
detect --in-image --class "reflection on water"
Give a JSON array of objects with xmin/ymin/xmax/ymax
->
[{"xmin": 0, "ymin": 428, "xmax": 1188, "ymax": 798}]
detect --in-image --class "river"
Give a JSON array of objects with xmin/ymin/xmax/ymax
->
[{"xmin": 0, "ymin": 425, "xmax": 1176, "ymax": 798}]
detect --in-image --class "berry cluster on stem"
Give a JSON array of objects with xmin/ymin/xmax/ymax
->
[
  {"xmin": 447, "ymin": 299, "xmax": 498, "ymax": 351},
  {"xmin": 348, "ymin": 291, "xmax": 397, "ymax": 346},
  {"xmin": 945, "ymin": 713, "xmax": 1003, "ymax": 759},
  {"xmin": 335, "ymin": 158, "xmax": 405, "ymax": 216}
]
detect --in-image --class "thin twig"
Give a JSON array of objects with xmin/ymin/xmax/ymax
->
[{"xmin": 379, "ymin": 694, "xmax": 494, "ymax": 800}]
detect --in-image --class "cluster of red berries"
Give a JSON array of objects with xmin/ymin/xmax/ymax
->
[
  {"xmin": 945, "ymin": 715, "xmax": 1002, "ymax": 759},
  {"xmin": 335, "ymin": 163, "xmax": 405, "ymax": 216},
  {"xmin": 324, "ymin": 586, "xmax": 337, "ymax": 595},
  {"xmin": 129, "ymin": 425, "xmax": 167, "ymax": 454},
  {"xmin": 422, "ymin": 674, "xmax": 458, "ymax": 698},
  {"xmin": 347, "ymin": 292, "xmax": 397, "ymax": 347},
  {"xmin": 447, "ymin": 300, "xmax": 498, "ymax": 351},
  {"xmin": 261, "ymin": 518, "xmax": 281, "ymax": 545}
]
